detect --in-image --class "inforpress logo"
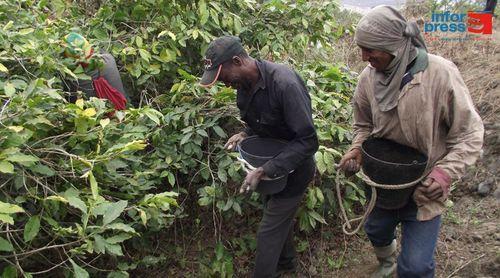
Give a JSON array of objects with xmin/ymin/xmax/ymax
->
[
  {"xmin": 424, "ymin": 11, "xmax": 493, "ymax": 41},
  {"xmin": 467, "ymin": 12, "xmax": 493, "ymax": 34}
]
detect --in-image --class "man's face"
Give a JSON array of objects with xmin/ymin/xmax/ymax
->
[
  {"xmin": 217, "ymin": 57, "xmax": 250, "ymax": 90},
  {"xmin": 359, "ymin": 46, "xmax": 394, "ymax": 72}
]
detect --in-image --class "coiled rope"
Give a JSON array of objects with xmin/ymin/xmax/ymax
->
[{"xmin": 336, "ymin": 169, "xmax": 427, "ymax": 235}]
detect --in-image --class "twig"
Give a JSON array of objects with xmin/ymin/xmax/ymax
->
[
  {"xmin": 0, "ymin": 240, "xmax": 81, "ymax": 259},
  {"xmin": 446, "ymin": 253, "xmax": 486, "ymax": 278},
  {"xmin": 29, "ymin": 258, "xmax": 70, "ymax": 275},
  {"xmin": 0, "ymin": 99, "xmax": 11, "ymax": 124},
  {"xmin": 13, "ymin": 55, "xmax": 37, "ymax": 79},
  {"xmin": 6, "ymin": 225, "xmax": 26, "ymax": 276},
  {"xmin": 0, "ymin": 229, "xmax": 23, "ymax": 234}
]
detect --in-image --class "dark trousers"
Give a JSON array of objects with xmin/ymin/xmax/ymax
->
[
  {"xmin": 253, "ymin": 159, "xmax": 315, "ymax": 278},
  {"xmin": 364, "ymin": 200, "xmax": 442, "ymax": 278},
  {"xmin": 485, "ymin": 0, "xmax": 497, "ymax": 13}
]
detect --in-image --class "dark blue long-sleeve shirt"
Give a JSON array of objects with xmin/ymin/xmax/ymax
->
[{"xmin": 237, "ymin": 60, "xmax": 318, "ymax": 184}]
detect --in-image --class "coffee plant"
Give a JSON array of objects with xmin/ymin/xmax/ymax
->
[{"xmin": 0, "ymin": 0, "xmax": 363, "ymax": 276}]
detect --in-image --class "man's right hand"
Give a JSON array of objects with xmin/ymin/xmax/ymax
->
[
  {"xmin": 337, "ymin": 148, "xmax": 362, "ymax": 177},
  {"xmin": 224, "ymin": 131, "xmax": 248, "ymax": 151}
]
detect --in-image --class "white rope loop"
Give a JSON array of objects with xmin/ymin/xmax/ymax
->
[{"xmin": 336, "ymin": 169, "xmax": 427, "ymax": 235}]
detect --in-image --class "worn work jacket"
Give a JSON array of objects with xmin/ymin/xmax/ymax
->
[
  {"xmin": 237, "ymin": 60, "xmax": 319, "ymax": 197},
  {"xmin": 350, "ymin": 54, "xmax": 484, "ymax": 220}
]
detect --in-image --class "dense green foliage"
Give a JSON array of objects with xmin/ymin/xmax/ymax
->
[{"xmin": 0, "ymin": 0, "xmax": 362, "ymax": 276}]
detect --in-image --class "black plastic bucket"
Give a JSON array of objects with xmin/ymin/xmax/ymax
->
[
  {"xmin": 239, "ymin": 136, "xmax": 288, "ymax": 195},
  {"xmin": 361, "ymin": 138, "xmax": 428, "ymax": 209}
]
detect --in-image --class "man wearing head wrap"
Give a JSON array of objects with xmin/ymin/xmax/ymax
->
[
  {"xmin": 62, "ymin": 32, "xmax": 129, "ymax": 109},
  {"xmin": 337, "ymin": 6, "xmax": 484, "ymax": 278}
]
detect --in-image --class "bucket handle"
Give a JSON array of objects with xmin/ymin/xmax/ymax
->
[
  {"xmin": 236, "ymin": 156, "xmax": 256, "ymax": 173},
  {"xmin": 236, "ymin": 156, "xmax": 286, "ymax": 181}
]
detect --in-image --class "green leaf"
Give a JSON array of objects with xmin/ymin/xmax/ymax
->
[
  {"xmin": 107, "ymin": 271, "xmax": 129, "ymax": 278},
  {"xmin": 93, "ymin": 202, "xmax": 112, "ymax": 216},
  {"xmin": 143, "ymin": 109, "xmax": 161, "ymax": 125},
  {"xmin": 222, "ymin": 199, "xmax": 233, "ymax": 211},
  {"xmin": 88, "ymin": 171, "xmax": 99, "ymax": 200},
  {"xmin": 217, "ymin": 168, "xmax": 227, "ymax": 183},
  {"xmin": 138, "ymin": 49, "xmax": 151, "ymax": 62},
  {"xmin": 180, "ymin": 133, "xmax": 192, "ymax": 145},
  {"xmin": 0, "ymin": 214, "xmax": 14, "ymax": 225},
  {"xmin": 62, "ymin": 66, "xmax": 78, "ymax": 80},
  {"xmin": 0, "ymin": 161, "xmax": 14, "ymax": 174},
  {"xmin": 234, "ymin": 18, "xmax": 242, "ymax": 33},
  {"xmin": 67, "ymin": 196, "xmax": 88, "ymax": 213},
  {"xmin": 106, "ymin": 223, "xmax": 136, "ymax": 233},
  {"xmin": 159, "ymin": 49, "xmax": 175, "ymax": 63},
  {"xmin": 138, "ymin": 209, "xmax": 147, "ymax": 226},
  {"xmin": 198, "ymin": 197, "xmax": 211, "ymax": 206},
  {"xmin": 135, "ymin": 36, "xmax": 143, "ymax": 48},
  {"xmin": 100, "ymin": 118, "xmax": 110, "ymax": 129},
  {"xmin": 19, "ymin": 28, "xmax": 34, "ymax": 35},
  {"xmin": 232, "ymin": 201, "xmax": 242, "ymax": 215},
  {"xmin": 308, "ymin": 211, "xmax": 327, "ymax": 224},
  {"xmin": 0, "ymin": 62, "xmax": 8, "ymax": 73},
  {"xmin": 93, "ymin": 234, "xmax": 106, "ymax": 254},
  {"xmin": 69, "ymin": 258, "xmax": 89, "ymax": 278},
  {"xmin": 167, "ymin": 172, "xmax": 175, "ymax": 186},
  {"xmin": 1, "ymin": 265, "xmax": 17, "ymax": 278},
  {"xmin": 323, "ymin": 152, "xmax": 335, "ymax": 173},
  {"xmin": 198, "ymin": 0, "xmax": 209, "ymax": 25},
  {"xmin": 212, "ymin": 126, "xmax": 227, "ymax": 138},
  {"xmin": 196, "ymin": 129, "xmax": 208, "ymax": 137},
  {"xmin": 30, "ymin": 164, "xmax": 55, "ymax": 176},
  {"xmin": 76, "ymin": 99, "xmax": 84, "ymax": 109},
  {"xmin": 105, "ymin": 140, "xmax": 146, "ymax": 154},
  {"xmin": 314, "ymin": 152, "xmax": 326, "ymax": 174},
  {"xmin": 0, "ymin": 236, "xmax": 14, "ymax": 252},
  {"xmin": 103, "ymin": 200, "xmax": 128, "ymax": 226},
  {"xmin": 23, "ymin": 215, "xmax": 41, "ymax": 242},
  {"xmin": 3, "ymin": 82, "xmax": 15, "ymax": 97},
  {"xmin": 106, "ymin": 233, "xmax": 132, "ymax": 244},
  {"xmin": 82, "ymin": 108, "xmax": 96, "ymax": 117},
  {"xmin": 0, "ymin": 201, "xmax": 25, "ymax": 214},
  {"xmin": 45, "ymin": 195, "xmax": 68, "ymax": 203},
  {"xmin": 6, "ymin": 153, "xmax": 39, "ymax": 164},
  {"xmin": 105, "ymin": 243, "xmax": 123, "ymax": 256},
  {"xmin": 315, "ymin": 188, "xmax": 325, "ymax": 204}
]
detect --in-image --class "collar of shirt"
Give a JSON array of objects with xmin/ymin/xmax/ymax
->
[{"xmin": 239, "ymin": 59, "xmax": 267, "ymax": 96}]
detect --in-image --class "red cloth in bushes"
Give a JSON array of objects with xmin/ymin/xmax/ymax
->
[{"xmin": 92, "ymin": 76, "xmax": 127, "ymax": 110}]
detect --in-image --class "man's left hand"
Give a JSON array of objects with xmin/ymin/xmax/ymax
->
[{"xmin": 240, "ymin": 167, "xmax": 266, "ymax": 193}]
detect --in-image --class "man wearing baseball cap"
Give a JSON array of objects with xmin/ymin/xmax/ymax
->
[{"xmin": 200, "ymin": 36, "xmax": 318, "ymax": 277}]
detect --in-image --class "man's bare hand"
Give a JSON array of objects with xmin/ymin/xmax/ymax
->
[
  {"xmin": 239, "ymin": 167, "xmax": 266, "ymax": 193},
  {"xmin": 224, "ymin": 131, "xmax": 248, "ymax": 151},
  {"xmin": 337, "ymin": 148, "xmax": 362, "ymax": 177}
]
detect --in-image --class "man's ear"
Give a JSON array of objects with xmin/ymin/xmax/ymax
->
[{"xmin": 232, "ymin": 56, "xmax": 242, "ymax": 66}]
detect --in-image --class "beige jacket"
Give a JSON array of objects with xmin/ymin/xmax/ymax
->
[{"xmin": 350, "ymin": 54, "xmax": 484, "ymax": 220}]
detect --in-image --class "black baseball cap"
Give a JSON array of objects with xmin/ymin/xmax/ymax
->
[{"xmin": 200, "ymin": 36, "xmax": 245, "ymax": 87}]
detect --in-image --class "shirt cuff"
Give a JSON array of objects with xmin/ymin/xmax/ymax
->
[
  {"xmin": 347, "ymin": 145, "xmax": 362, "ymax": 153},
  {"xmin": 262, "ymin": 160, "xmax": 282, "ymax": 179},
  {"xmin": 428, "ymin": 166, "xmax": 452, "ymax": 195},
  {"xmin": 243, "ymin": 126, "xmax": 254, "ymax": 136}
]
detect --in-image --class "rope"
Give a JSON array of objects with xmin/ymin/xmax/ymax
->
[
  {"xmin": 335, "ymin": 169, "xmax": 428, "ymax": 235},
  {"xmin": 236, "ymin": 156, "xmax": 284, "ymax": 181}
]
